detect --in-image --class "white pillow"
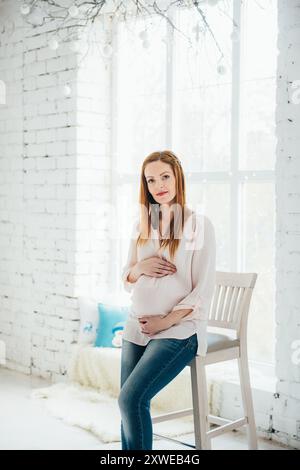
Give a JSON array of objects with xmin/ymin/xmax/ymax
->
[{"xmin": 78, "ymin": 293, "xmax": 131, "ymax": 345}]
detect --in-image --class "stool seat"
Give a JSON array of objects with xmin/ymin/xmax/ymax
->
[{"xmin": 207, "ymin": 333, "xmax": 240, "ymax": 353}]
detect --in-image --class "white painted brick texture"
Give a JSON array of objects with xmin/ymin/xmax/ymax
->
[
  {"xmin": 275, "ymin": 0, "xmax": 300, "ymax": 448},
  {"xmin": 0, "ymin": 2, "xmax": 111, "ymax": 382}
]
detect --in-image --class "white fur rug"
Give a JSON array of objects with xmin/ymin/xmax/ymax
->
[
  {"xmin": 30, "ymin": 344, "xmax": 226, "ymax": 444},
  {"xmin": 31, "ymin": 381, "xmax": 195, "ymax": 443},
  {"xmin": 31, "ymin": 345, "xmax": 199, "ymax": 443}
]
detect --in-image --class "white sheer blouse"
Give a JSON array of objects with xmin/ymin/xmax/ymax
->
[{"xmin": 121, "ymin": 211, "xmax": 216, "ymax": 356}]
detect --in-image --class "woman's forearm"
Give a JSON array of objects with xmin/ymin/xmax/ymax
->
[
  {"xmin": 165, "ymin": 308, "xmax": 194, "ymax": 327},
  {"xmin": 127, "ymin": 263, "xmax": 141, "ymax": 284}
]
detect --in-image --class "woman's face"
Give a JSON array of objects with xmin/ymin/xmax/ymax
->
[{"xmin": 144, "ymin": 161, "xmax": 176, "ymax": 205}]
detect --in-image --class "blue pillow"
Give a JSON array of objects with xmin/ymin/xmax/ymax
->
[{"xmin": 94, "ymin": 303, "xmax": 129, "ymax": 348}]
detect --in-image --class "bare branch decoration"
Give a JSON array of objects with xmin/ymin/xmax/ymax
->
[{"xmin": 19, "ymin": 0, "xmax": 235, "ymax": 68}]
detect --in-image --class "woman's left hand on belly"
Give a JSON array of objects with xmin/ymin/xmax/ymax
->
[{"xmin": 137, "ymin": 314, "xmax": 172, "ymax": 337}]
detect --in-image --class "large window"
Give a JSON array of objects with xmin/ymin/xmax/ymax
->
[{"xmin": 111, "ymin": 0, "xmax": 277, "ymax": 364}]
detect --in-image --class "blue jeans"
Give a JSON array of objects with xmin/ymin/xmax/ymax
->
[{"xmin": 118, "ymin": 333, "xmax": 198, "ymax": 450}]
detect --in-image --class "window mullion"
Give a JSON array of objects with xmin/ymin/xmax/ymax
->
[
  {"xmin": 231, "ymin": 0, "xmax": 243, "ymax": 271},
  {"xmin": 166, "ymin": 9, "xmax": 175, "ymax": 148},
  {"xmin": 110, "ymin": 15, "xmax": 120, "ymax": 292}
]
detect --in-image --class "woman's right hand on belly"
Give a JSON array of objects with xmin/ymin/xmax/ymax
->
[{"xmin": 137, "ymin": 256, "xmax": 177, "ymax": 278}]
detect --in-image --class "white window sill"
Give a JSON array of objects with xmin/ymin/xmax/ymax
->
[{"xmin": 207, "ymin": 359, "xmax": 276, "ymax": 394}]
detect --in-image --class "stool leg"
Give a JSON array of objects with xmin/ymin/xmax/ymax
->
[
  {"xmin": 238, "ymin": 354, "xmax": 258, "ymax": 450},
  {"xmin": 190, "ymin": 358, "xmax": 211, "ymax": 450}
]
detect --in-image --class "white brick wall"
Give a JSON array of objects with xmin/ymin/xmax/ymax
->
[
  {"xmin": 0, "ymin": 1, "xmax": 112, "ymax": 382},
  {"xmin": 275, "ymin": 0, "xmax": 300, "ymax": 449}
]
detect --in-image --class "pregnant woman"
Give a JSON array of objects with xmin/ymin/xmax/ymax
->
[{"xmin": 118, "ymin": 150, "xmax": 216, "ymax": 450}]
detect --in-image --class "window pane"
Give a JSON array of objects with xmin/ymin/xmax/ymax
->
[
  {"xmin": 187, "ymin": 181, "xmax": 231, "ymax": 270},
  {"xmin": 174, "ymin": 4, "xmax": 233, "ymax": 89},
  {"xmin": 240, "ymin": 0, "xmax": 278, "ymax": 171},
  {"xmin": 240, "ymin": 78, "xmax": 277, "ymax": 171},
  {"xmin": 242, "ymin": 182, "xmax": 275, "ymax": 363},
  {"xmin": 115, "ymin": 17, "xmax": 167, "ymax": 175},
  {"xmin": 173, "ymin": 5, "xmax": 233, "ymax": 171},
  {"xmin": 243, "ymin": 0, "xmax": 278, "ymax": 81},
  {"xmin": 114, "ymin": 183, "xmax": 140, "ymax": 292},
  {"xmin": 173, "ymin": 84, "xmax": 231, "ymax": 172},
  {"xmin": 117, "ymin": 94, "xmax": 166, "ymax": 175}
]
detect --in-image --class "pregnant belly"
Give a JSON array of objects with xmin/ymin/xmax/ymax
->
[{"xmin": 130, "ymin": 274, "xmax": 190, "ymax": 317}]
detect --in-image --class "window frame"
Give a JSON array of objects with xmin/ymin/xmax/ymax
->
[{"xmin": 110, "ymin": 1, "xmax": 276, "ymax": 367}]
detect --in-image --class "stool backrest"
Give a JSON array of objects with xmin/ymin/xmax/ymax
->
[{"xmin": 208, "ymin": 271, "xmax": 257, "ymax": 336}]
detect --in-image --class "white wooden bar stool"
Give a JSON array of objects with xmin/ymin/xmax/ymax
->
[{"xmin": 152, "ymin": 271, "xmax": 258, "ymax": 450}]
